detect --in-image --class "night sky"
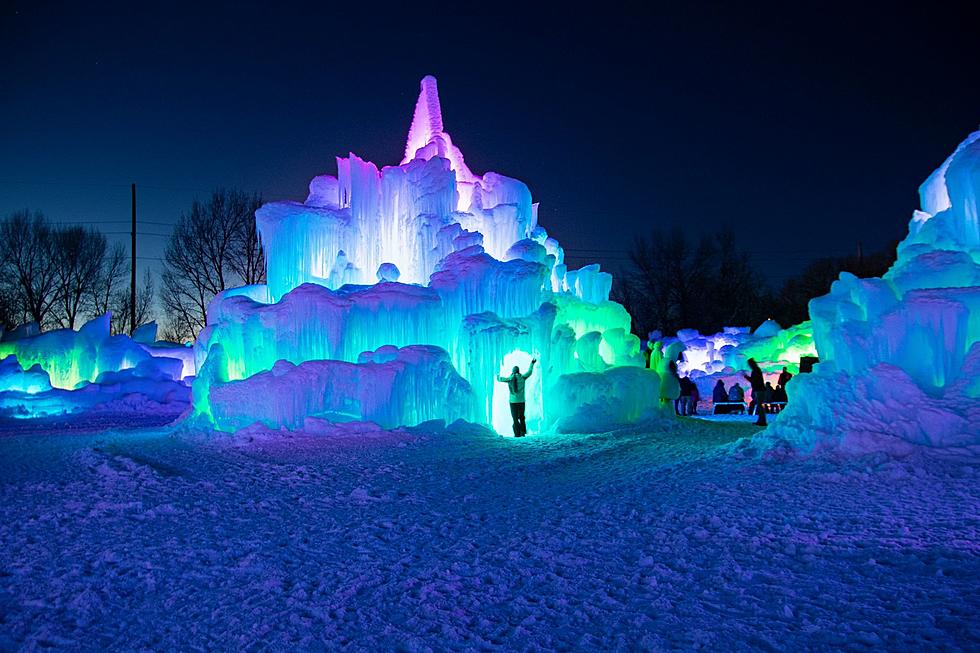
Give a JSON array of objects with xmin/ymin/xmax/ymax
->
[{"xmin": 2, "ymin": 2, "xmax": 977, "ymax": 287}]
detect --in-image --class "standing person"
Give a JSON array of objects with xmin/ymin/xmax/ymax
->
[
  {"xmin": 744, "ymin": 358, "xmax": 768, "ymax": 426},
  {"xmin": 774, "ymin": 383, "xmax": 788, "ymax": 404},
  {"xmin": 778, "ymin": 366, "xmax": 793, "ymax": 388},
  {"xmin": 712, "ymin": 379, "xmax": 728, "ymax": 405},
  {"xmin": 689, "ymin": 381, "xmax": 700, "ymax": 416},
  {"xmin": 678, "ymin": 376, "xmax": 694, "ymax": 416},
  {"xmin": 498, "ymin": 358, "xmax": 536, "ymax": 437},
  {"xmin": 668, "ymin": 360, "xmax": 682, "ymax": 414}
]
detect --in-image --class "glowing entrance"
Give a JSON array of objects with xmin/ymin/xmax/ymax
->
[{"xmin": 492, "ymin": 349, "xmax": 542, "ymax": 436}]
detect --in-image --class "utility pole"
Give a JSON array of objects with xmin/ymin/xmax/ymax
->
[{"xmin": 131, "ymin": 183, "xmax": 137, "ymax": 335}]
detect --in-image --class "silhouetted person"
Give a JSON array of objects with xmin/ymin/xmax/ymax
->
[
  {"xmin": 744, "ymin": 358, "xmax": 767, "ymax": 426},
  {"xmin": 778, "ymin": 366, "xmax": 793, "ymax": 388},
  {"xmin": 498, "ymin": 358, "xmax": 536, "ymax": 436},
  {"xmin": 689, "ymin": 381, "xmax": 700, "ymax": 415},
  {"xmin": 712, "ymin": 379, "xmax": 727, "ymax": 404},
  {"xmin": 728, "ymin": 383, "xmax": 745, "ymax": 403},
  {"xmin": 774, "ymin": 383, "xmax": 788, "ymax": 403},
  {"xmin": 678, "ymin": 376, "xmax": 695, "ymax": 415},
  {"xmin": 668, "ymin": 361, "xmax": 682, "ymax": 414}
]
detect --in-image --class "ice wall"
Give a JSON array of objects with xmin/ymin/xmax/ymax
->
[
  {"xmin": 0, "ymin": 318, "xmax": 192, "ymax": 418},
  {"xmin": 0, "ymin": 314, "xmax": 194, "ymax": 390},
  {"xmin": 550, "ymin": 367, "xmax": 663, "ymax": 433},
  {"xmin": 195, "ymin": 76, "xmax": 663, "ymax": 433},
  {"xmin": 771, "ymin": 129, "xmax": 980, "ymax": 451},
  {"xmin": 204, "ymin": 345, "xmax": 476, "ymax": 431}
]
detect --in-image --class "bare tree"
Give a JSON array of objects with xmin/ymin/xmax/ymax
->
[
  {"xmin": 112, "ymin": 269, "xmax": 155, "ymax": 335},
  {"xmin": 90, "ymin": 243, "xmax": 127, "ymax": 319},
  {"xmin": 0, "ymin": 210, "xmax": 59, "ymax": 328},
  {"xmin": 773, "ymin": 242, "xmax": 895, "ymax": 327},
  {"xmin": 0, "ymin": 285, "xmax": 20, "ymax": 332},
  {"xmin": 625, "ymin": 227, "xmax": 765, "ymax": 336},
  {"xmin": 704, "ymin": 229, "xmax": 765, "ymax": 330},
  {"xmin": 228, "ymin": 193, "xmax": 265, "ymax": 286},
  {"xmin": 52, "ymin": 226, "xmax": 108, "ymax": 329},
  {"xmin": 162, "ymin": 189, "xmax": 263, "ymax": 341}
]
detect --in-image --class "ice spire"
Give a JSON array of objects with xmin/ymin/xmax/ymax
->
[
  {"xmin": 404, "ymin": 75, "xmax": 444, "ymax": 159},
  {"xmin": 402, "ymin": 76, "xmax": 477, "ymax": 183}
]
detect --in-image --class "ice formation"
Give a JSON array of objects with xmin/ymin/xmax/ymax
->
[
  {"xmin": 665, "ymin": 321, "xmax": 816, "ymax": 378},
  {"xmin": 771, "ymin": 129, "xmax": 980, "ymax": 451},
  {"xmin": 193, "ymin": 76, "xmax": 660, "ymax": 434},
  {"xmin": 656, "ymin": 320, "xmax": 816, "ymax": 410},
  {"xmin": 0, "ymin": 316, "xmax": 192, "ymax": 418}
]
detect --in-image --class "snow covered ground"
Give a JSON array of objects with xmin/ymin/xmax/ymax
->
[{"xmin": 1, "ymin": 415, "xmax": 978, "ymax": 651}]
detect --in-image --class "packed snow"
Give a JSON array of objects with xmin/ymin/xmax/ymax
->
[{"xmin": 1, "ymin": 416, "xmax": 978, "ymax": 651}]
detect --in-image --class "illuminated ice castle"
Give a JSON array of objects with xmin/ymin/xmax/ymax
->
[{"xmin": 192, "ymin": 76, "xmax": 665, "ymax": 434}]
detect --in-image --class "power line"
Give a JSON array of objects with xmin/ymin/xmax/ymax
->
[
  {"xmin": 0, "ymin": 179, "xmax": 132, "ymax": 189},
  {"xmin": 50, "ymin": 220, "xmax": 131, "ymax": 225},
  {"xmin": 48, "ymin": 219, "xmax": 176, "ymax": 229}
]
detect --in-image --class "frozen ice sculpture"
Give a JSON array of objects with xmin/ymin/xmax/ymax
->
[
  {"xmin": 666, "ymin": 321, "xmax": 817, "ymax": 378},
  {"xmin": 0, "ymin": 316, "xmax": 192, "ymax": 418},
  {"xmin": 193, "ymin": 76, "xmax": 663, "ymax": 434},
  {"xmin": 771, "ymin": 129, "xmax": 980, "ymax": 451}
]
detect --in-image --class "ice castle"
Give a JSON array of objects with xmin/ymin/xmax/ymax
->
[
  {"xmin": 769, "ymin": 129, "xmax": 980, "ymax": 451},
  {"xmin": 191, "ymin": 76, "xmax": 665, "ymax": 434}
]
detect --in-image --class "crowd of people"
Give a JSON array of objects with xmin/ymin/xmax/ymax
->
[
  {"xmin": 500, "ymin": 350, "xmax": 798, "ymax": 436},
  {"xmin": 670, "ymin": 355, "xmax": 794, "ymax": 425}
]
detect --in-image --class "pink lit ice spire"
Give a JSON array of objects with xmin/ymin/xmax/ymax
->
[{"xmin": 402, "ymin": 76, "xmax": 477, "ymax": 183}]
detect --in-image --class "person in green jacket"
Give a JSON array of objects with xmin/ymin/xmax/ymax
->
[{"xmin": 498, "ymin": 358, "xmax": 536, "ymax": 437}]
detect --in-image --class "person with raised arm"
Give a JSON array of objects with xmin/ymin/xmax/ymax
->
[{"xmin": 498, "ymin": 358, "xmax": 536, "ymax": 437}]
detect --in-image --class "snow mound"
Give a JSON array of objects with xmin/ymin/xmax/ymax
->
[{"xmin": 772, "ymin": 363, "xmax": 980, "ymax": 454}]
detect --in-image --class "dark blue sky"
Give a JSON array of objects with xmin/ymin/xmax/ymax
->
[{"xmin": 2, "ymin": 1, "xmax": 977, "ymax": 285}]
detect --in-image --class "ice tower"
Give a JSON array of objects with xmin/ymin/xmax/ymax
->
[{"xmin": 192, "ymin": 76, "xmax": 667, "ymax": 434}]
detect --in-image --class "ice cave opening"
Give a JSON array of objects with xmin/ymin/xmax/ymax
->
[{"xmin": 492, "ymin": 349, "xmax": 541, "ymax": 436}]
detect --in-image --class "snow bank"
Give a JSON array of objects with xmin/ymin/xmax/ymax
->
[
  {"xmin": 771, "ymin": 362, "xmax": 980, "ymax": 454},
  {"xmin": 770, "ymin": 129, "xmax": 980, "ymax": 451},
  {"xmin": 0, "ymin": 364, "xmax": 189, "ymax": 419}
]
